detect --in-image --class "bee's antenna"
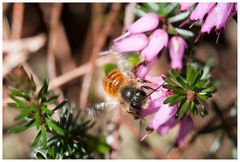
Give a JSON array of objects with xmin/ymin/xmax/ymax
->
[{"xmin": 146, "ymin": 81, "xmax": 165, "ymax": 97}]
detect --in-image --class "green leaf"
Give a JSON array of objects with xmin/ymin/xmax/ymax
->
[
  {"xmin": 9, "ymin": 120, "xmax": 36, "ymax": 133},
  {"xmin": 168, "ymin": 10, "xmax": 190, "ymax": 23},
  {"xmin": 9, "ymin": 94, "xmax": 29, "ymax": 109},
  {"xmin": 52, "ymin": 99, "xmax": 68, "ymax": 112},
  {"xmin": 193, "ymin": 69, "xmax": 204, "ymax": 86},
  {"xmin": 170, "ymin": 95, "xmax": 186, "ymax": 106},
  {"xmin": 143, "ymin": 3, "xmax": 159, "ymax": 12},
  {"xmin": 102, "ymin": 63, "xmax": 118, "ymax": 75},
  {"xmin": 163, "ymin": 94, "xmax": 179, "ymax": 104},
  {"xmin": 201, "ymin": 86, "xmax": 216, "ymax": 93},
  {"xmin": 31, "ymin": 130, "xmax": 42, "ymax": 147},
  {"xmin": 41, "ymin": 125, "xmax": 47, "ymax": 149},
  {"xmin": 45, "ymin": 118, "xmax": 65, "ymax": 136},
  {"xmin": 7, "ymin": 102, "xmax": 22, "ymax": 109},
  {"xmin": 175, "ymin": 28, "xmax": 194, "ymax": 38},
  {"xmin": 164, "ymin": 3, "xmax": 179, "ymax": 16},
  {"xmin": 35, "ymin": 110, "xmax": 41, "ymax": 126},
  {"xmin": 167, "ymin": 25, "xmax": 178, "ymax": 35},
  {"xmin": 178, "ymin": 99, "xmax": 191, "ymax": 119},
  {"xmin": 46, "ymin": 95, "xmax": 58, "ymax": 105},
  {"xmin": 41, "ymin": 105, "xmax": 53, "ymax": 116},
  {"xmin": 36, "ymin": 152, "xmax": 46, "ymax": 159},
  {"xmin": 38, "ymin": 79, "xmax": 49, "ymax": 99},
  {"xmin": 14, "ymin": 106, "xmax": 34, "ymax": 120},
  {"xmin": 195, "ymin": 79, "xmax": 208, "ymax": 89},
  {"xmin": 196, "ymin": 93, "xmax": 209, "ymax": 100},
  {"xmin": 176, "ymin": 76, "xmax": 190, "ymax": 90},
  {"xmin": 186, "ymin": 65, "xmax": 197, "ymax": 85},
  {"xmin": 162, "ymin": 85, "xmax": 186, "ymax": 94},
  {"xmin": 9, "ymin": 87, "xmax": 29, "ymax": 100},
  {"xmin": 29, "ymin": 75, "xmax": 37, "ymax": 91}
]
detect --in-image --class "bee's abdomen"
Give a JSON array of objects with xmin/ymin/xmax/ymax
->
[{"xmin": 103, "ymin": 70, "xmax": 127, "ymax": 97}]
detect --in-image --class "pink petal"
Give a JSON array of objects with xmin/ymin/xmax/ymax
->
[
  {"xmin": 168, "ymin": 36, "xmax": 187, "ymax": 71},
  {"xmin": 112, "ymin": 33, "xmax": 148, "ymax": 53},
  {"xmin": 200, "ymin": 5, "xmax": 217, "ymax": 33},
  {"xmin": 148, "ymin": 104, "xmax": 178, "ymax": 130},
  {"xmin": 141, "ymin": 29, "xmax": 168, "ymax": 61},
  {"xmin": 134, "ymin": 57, "xmax": 157, "ymax": 79},
  {"xmin": 215, "ymin": 3, "xmax": 234, "ymax": 29},
  {"xmin": 179, "ymin": 3, "xmax": 196, "ymax": 11},
  {"xmin": 190, "ymin": 3, "xmax": 216, "ymax": 21},
  {"xmin": 144, "ymin": 74, "xmax": 165, "ymax": 89},
  {"xmin": 157, "ymin": 116, "xmax": 178, "ymax": 134},
  {"xmin": 128, "ymin": 13, "xmax": 159, "ymax": 34},
  {"xmin": 176, "ymin": 115, "xmax": 194, "ymax": 147}
]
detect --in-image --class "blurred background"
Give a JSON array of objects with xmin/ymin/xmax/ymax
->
[{"xmin": 2, "ymin": 3, "xmax": 237, "ymax": 159}]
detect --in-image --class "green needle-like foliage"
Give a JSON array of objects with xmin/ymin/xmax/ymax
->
[
  {"xmin": 7, "ymin": 67, "xmax": 109, "ymax": 159},
  {"xmin": 163, "ymin": 64, "xmax": 216, "ymax": 119}
]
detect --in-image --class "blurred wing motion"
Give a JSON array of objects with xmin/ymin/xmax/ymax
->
[
  {"xmin": 114, "ymin": 52, "xmax": 139, "ymax": 78},
  {"xmin": 86, "ymin": 101, "xmax": 121, "ymax": 118}
]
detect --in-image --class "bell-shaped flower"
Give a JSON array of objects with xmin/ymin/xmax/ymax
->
[
  {"xmin": 215, "ymin": 3, "xmax": 234, "ymax": 30},
  {"xmin": 114, "ymin": 13, "xmax": 159, "ymax": 42},
  {"xmin": 128, "ymin": 13, "xmax": 159, "ymax": 34},
  {"xmin": 148, "ymin": 103, "xmax": 178, "ymax": 130},
  {"xmin": 179, "ymin": 3, "xmax": 195, "ymax": 11},
  {"xmin": 175, "ymin": 115, "xmax": 193, "ymax": 147},
  {"xmin": 190, "ymin": 3, "xmax": 216, "ymax": 21},
  {"xmin": 112, "ymin": 33, "xmax": 148, "ymax": 53},
  {"xmin": 134, "ymin": 57, "xmax": 156, "ymax": 79},
  {"xmin": 201, "ymin": 3, "xmax": 235, "ymax": 33},
  {"xmin": 168, "ymin": 36, "xmax": 187, "ymax": 71},
  {"xmin": 141, "ymin": 29, "xmax": 168, "ymax": 62}
]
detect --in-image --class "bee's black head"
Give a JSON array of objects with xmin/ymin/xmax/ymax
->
[{"xmin": 121, "ymin": 86, "xmax": 146, "ymax": 111}]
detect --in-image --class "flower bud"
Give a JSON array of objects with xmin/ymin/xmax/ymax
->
[
  {"xmin": 179, "ymin": 3, "xmax": 195, "ymax": 11},
  {"xmin": 168, "ymin": 36, "xmax": 187, "ymax": 71},
  {"xmin": 112, "ymin": 33, "xmax": 148, "ymax": 53},
  {"xmin": 190, "ymin": 3, "xmax": 216, "ymax": 21},
  {"xmin": 141, "ymin": 29, "xmax": 168, "ymax": 61},
  {"xmin": 128, "ymin": 13, "xmax": 159, "ymax": 34}
]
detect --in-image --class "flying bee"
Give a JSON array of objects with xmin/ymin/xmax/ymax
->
[{"xmin": 87, "ymin": 52, "xmax": 162, "ymax": 119}]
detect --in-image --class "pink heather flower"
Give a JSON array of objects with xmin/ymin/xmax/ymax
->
[
  {"xmin": 168, "ymin": 36, "xmax": 187, "ymax": 71},
  {"xmin": 148, "ymin": 104, "xmax": 178, "ymax": 130},
  {"xmin": 175, "ymin": 115, "xmax": 193, "ymax": 147},
  {"xmin": 134, "ymin": 57, "xmax": 156, "ymax": 79},
  {"xmin": 112, "ymin": 33, "xmax": 148, "ymax": 53},
  {"xmin": 128, "ymin": 13, "xmax": 159, "ymax": 34},
  {"xmin": 114, "ymin": 13, "xmax": 159, "ymax": 42},
  {"xmin": 190, "ymin": 3, "xmax": 216, "ymax": 21},
  {"xmin": 141, "ymin": 29, "xmax": 168, "ymax": 61},
  {"xmin": 157, "ymin": 115, "xmax": 193, "ymax": 147},
  {"xmin": 179, "ymin": 3, "xmax": 195, "ymax": 11},
  {"xmin": 201, "ymin": 3, "xmax": 235, "ymax": 33}
]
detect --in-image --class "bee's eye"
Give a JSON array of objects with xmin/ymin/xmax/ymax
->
[
  {"xmin": 121, "ymin": 86, "xmax": 135, "ymax": 102},
  {"xmin": 135, "ymin": 90, "xmax": 146, "ymax": 98}
]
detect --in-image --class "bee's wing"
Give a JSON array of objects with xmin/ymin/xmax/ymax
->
[
  {"xmin": 114, "ymin": 52, "xmax": 137, "ymax": 79},
  {"xmin": 86, "ymin": 101, "xmax": 121, "ymax": 118}
]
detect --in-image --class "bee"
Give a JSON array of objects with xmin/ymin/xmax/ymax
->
[{"xmin": 87, "ymin": 52, "xmax": 162, "ymax": 119}]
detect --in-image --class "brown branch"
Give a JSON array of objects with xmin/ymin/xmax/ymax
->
[
  {"xmin": 48, "ymin": 55, "xmax": 114, "ymax": 90},
  {"xmin": 79, "ymin": 3, "xmax": 122, "ymax": 107},
  {"xmin": 47, "ymin": 3, "xmax": 62, "ymax": 80},
  {"xmin": 11, "ymin": 3, "xmax": 24, "ymax": 39}
]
